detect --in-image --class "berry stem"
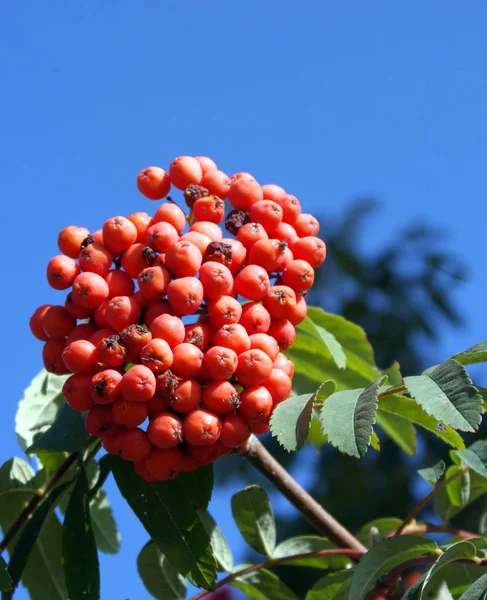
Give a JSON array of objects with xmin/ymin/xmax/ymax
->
[
  {"xmin": 241, "ymin": 435, "xmax": 367, "ymax": 552},
  {"xmin": 394, "ymin": 465, "xmax": 468, "ymax": 536},
  {"xmin": 188, "ymin": 548, "xmax": 364, "ymax": 600}
]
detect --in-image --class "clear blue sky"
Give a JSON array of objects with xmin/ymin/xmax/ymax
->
[{"xmin": 1, "ymin": 2, "xmax": 486, "ymax": 598}]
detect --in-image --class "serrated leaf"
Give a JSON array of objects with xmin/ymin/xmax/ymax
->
[
  {"xmin": 175, "ymin": 465, "xmax": 213, "ymax": 510},
  {"xmin": 231, "ymin": 485, "xmax": 275, "ymax": 557},
  {"xmin": 62, "ymin": 465, "xmax": 100, "ymax": 600},
  {"xmin": 422, "ymin": 541, "xmax": 478, "ymax": 597},
  {"xmin": 321, "ymin": 376, "xmax": 385, "ymax": 458},
  {"xmin": 435, "ymin": 470, "xmax": 487, "ymax": 522},
  {"xmin": 356, "ymin": 518, "xmax": 404, "ymax": 547},
  {"xmin": 418, "ymin": 461, "xmax": 446, "ymax": 485},
  {"xmin": 376, "ymin": 411, "xmax": 416, "ymax": 455},
  {"xmin": 270, "ymin": 394, "xmax": 313, "ymax": 452},
  {"xmin": 27, "ymin": 403, "xmax": 89, "ymax": 454},
  {"xmin": 137, "ymin": 541, "xmax": 186, "ymax": 600},
  {"xmin": 90, "ymin": 490, "xmax": 120, "ymax": 555},
  {"xmin": 404, "ymin": 359, "xmax": 482, "ymax": 432},
  {"xmin": 307, "ymin": 411, "xmax": 327, "ymax": 449},
  {"xmin": 349, "ymin": 536, "xmax": 438, "ymax": 599},
  {"xmin": 305, "ymin": 569, "xmax": 352, "ymax": 600},
  {"xmin": 458, "ymin": 572, "xmax": 487, "ymax": 599},
  {"xmin": 16, "ymin": 371, "xmax": 68, "ymax": 450},
  {"xmin": 379, "ymin": 394, "xmax": 465, "ymax": 449},
  {"xmin": 454, "ymin": 441, "xmax": 487, "ymax": 479},
  {"xmin": 0, "ymin": 459, "xmax": 67, "ymax": 600},
  {"xmin": 0, "ymin": 557, "xmax": 12, "ymax": 593},
  {"xmin": 108, "ymin": 456, "xmax": 216, "ymax": 589},
  {"xmin": 198, "ymin": 510, "xmax": 233, "ymax": 573},
  {"xmin": 231, "ymin": 565, "xmax": 299, "ymax": 600},
  {"xmin": 273, "ymin": 536, "xmax": 350, "ymax": 569},
  {"xmin": 6, "ymin": 481, "xmax": 71, "ymax": 593},
  {"xmin": 298, "ymin": 316, "xmax": 347, "ymax": 369},
  {"xmin": 383, "ymin": 361, "xmax": 402, "ymax": 386},
  {"xmin": 454, "ymin": 340, "xmax": 487, "ymax": 366},
  {"xmin": 445, "ymin": 466, "xmax": 471, "ymax": 507}
]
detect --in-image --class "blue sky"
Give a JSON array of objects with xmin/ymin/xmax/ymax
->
[{"xmin": 1, "ymin": 2, "xmax": 486, "ymax": 598}]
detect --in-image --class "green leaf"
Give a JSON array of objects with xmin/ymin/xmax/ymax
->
[
  {"xmin": 435, "ymin": 470, "xmax": 487, "ymax": 522},
  {"xmin": 349, "ymin": 535, "xmax": 438, "ymax": 600},
  {"xmin": 231, "ymin": 485, "xmax": 276, "ymax": 557},
  {"xmin": 175, "ymin": 465, "xmax": 213, "ymax": 511},
  {"xmin": 0, "ymin": 459, "xmax": 68, "ymax": 600},
  {"xmin": 305, "ymin": 570, "xmax": 352, "ymax": 600},
  {"xmin": 108, "ymin": 455, "xmax": 216, "ymax": 589},
  {"xmin": 356, "ymin": 517, "xmax": 404, "ymax": 547},
  {"xmin": 0, "ymin": 558, "xmax": 12, "ymax": 593},
  {"xmin": 273, "ymin": 536, "xmax": 350, "ymax": 569},
  {"xmin": 418, "ymin": 460, "xmax": 446, "ymax": 485},
  {"xmin": 459, "ymin": 572, "xmax": 487, "ymax": 599},
  {"xmin": 16, "ymin": 371, "xmax": 67, "ymax": 450},
  {"xmin": 307, "ymin": 411, "xmax": 327, "ymax": 449},
  {"xmin": 402, "ymin": 572, "xmax": 427, "ymax": 599},
  {"xmin": 383, "ymin": 361, "xmax": 402, "ymax": 386},
  {"xmin": 454, "ymin": 340, "xmax": 487, "ymax": 366},
  {"xmin": 137, "ymin": 542, "xmax": 186, "ymax": 600},
  {"xmin": 198, "ymin": 510, "xmax": 233, "ymax": 573},
  {"xmin": 90, "ymin": 489, "xmax": 120, "ymax": 555},
  {"xmin": 231, "ymin": 565, "xmax": 299, "ymax": 600},
  {"xmin": 422, "ymin": 541, "xmax": 478, "ymax": 597},
  {"xmin": 376, "ymin": 411, "xmax": 416, "ymax": 455},
  {"xmin": 27, "ymin": 403, "xmax": 89, "ymax": 454},
  {"xmin": 445, "ymin": 466, "xmax": 471, "ymax": 507},
  {"xmin": 434, "ymin": 582, "xmax": 455, "ymax": 599},
  {"xmin": 321, "ymin": 376, "xmax": 385, "ymax": 458},
  {"xmin": 454, "ymin": 441, "xmax": 487, "ymax": 479},
  {"xmin": 270, "ymin": 393, "xmax": 313, "ymax": 452},
  {"xmin": 62, "ymin": 465, "xmax": 100, "ymax": 600},
  {"xmin": 6, "ymin": 482, "xmax": 71, "ymax": 592},
  {"xmin": 379, "ymin": 394, "xmax": 465, "ymax": 449},
  {"xmin": 404, "ymin": 359, "xmax": 483, "ymax": 432},
  {"xmin": 298, "ymin": 316, "xmax": 347, "ymax": 369}
]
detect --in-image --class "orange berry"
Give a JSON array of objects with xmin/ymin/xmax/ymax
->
[
  {"xmin": 90, "ymin": 369, "xmax": 123, "ymax": 405},
  {"xmin": 152, "ymin": 203, "xmax": 187, "ymax": 234},
  {"xmin": 169, "ymin": 379, "xmax": 201, "ymax": 413},
  {"xmin": 235, "ymin": 265, "xmax": 271, "ymax": 301},
  {"xmin": 62, "ymin": 340, "xmax": 97, "ymax": 374},
  {"xmin": 184, "ymin": 322, "xmax": 212, "ymax": 351},
  {"xmin": 57, "ymin": 225, "xmax": 90, "ymax": 258},
  {"xmin": 275, "ymin": 194, "xmax": 301, "ymax": 225},
  {"xmin": 134, "ymin": 459, "xmax": 158, "ymax": 482},
  {"xmin": 268, "ymin": 318, "xmax": 296, "ymax": 350},
  {"xmin": 261, "ymin": 184, "xmax": 286, "ymax": 202},
  {"xmin": 203, "ymin": 346, "xmax": 238, "ymax": 381},
  {"xmin": 41, "ymin": 305, "xmax": 76, "ymax": 340},
  {"xmin": 167, "ymin": 277, "xmax": 204, "ymax": 316},
  {"xmin": 165, "ymin": 240, "xmax": 202, "ymax": 277},
  {"xmin": 137, "ymin": 266, "xmax": 171, "ymax": 302},
  {"xmin": 85, "ymin": 405, "xmax": 118, "ymax": 437},
  {"xmin": 114, "ymin": 428, "xmax": 152, "ymax": 461},
  {"xmin": 292, "ymin": 236, "xmax": 326, "ymax": 268},
  {"xmin": 273, "ymin": 222, "xmax": 299, "ymax": 247},
  {"xmin": 200, "ymin": 169, "xmax": 230, "ymax": 198},
  {"xmin": 195, "ymin": 156, "xmax": 217, "ymax": 174},
  {"xmin": 102, "ymin": 216, "xmax": 138, "ymax": 254},
  {"xmin": 43, "ymin": 340, "xmax": 70, "ymax": 374},
  {"xmin": 140, "ymin": 338, "xmax": 173, "ymax": 373},
  {"xmin": 282, "ymin": 259, "xmax": 314, "ymax": 292},
  {"xmin": 239, "ymin": 302, "xmax": 271, "ymax": 335},
  {"xmin": 171, "ymin": 343, "xmax": 203, "ymax": 379},
  {"xmin": 147, "ymin": 412, "xmax": 183, "ymax": 449},
  {"xmin": 63, "ymin": 373, "xmax": 94, "ymax": 412},
  {"xmin": 193, "ymin": 195, "xmax": 225, "ymax": 223},
  {"xmin": 78, "ymin": 242, "xmax": 113, "ymax": 277},
  {"xmin": 236, "ymin": 222, "xmax": 269, "ymax": 251},
  {"xmin": 219, "ymin": 413, "xmax": 250, "ymax": 448},
  {"xmin": 187, "ymin": 442, "xmax": 228, "ymax": 466},
  {"xmin": 213, "ymin": 324, "xmax": 251, "ymax": 355},
  {"xmin": 249, "ymin": 200, "xmax": 283, "ymax": 233},
  {"xmin": 137, "ymin": 166, "xmax": 171, "ymax": 200},
  {"xmin": 202, "ymin": 381, "xmax": 240, "ymax": 415},
  {"xmin": 105, "ymin": 295, "xmax": 141, "ymax": 332},
  {"xmin": 127, "ymin": 212, "xmax": 152, "ymax": 243},
  {"xmin": 239, "ymin": 386, "xmax": 273, "ymax": 421},
  {"xmin": 262, "ymin": 369, "xmax": 292, "ymax": 404},
  {"xmin": 105, "ymin": 269, "xmax": 135, "ymax": 298},
  {"xmin": 46, "ymin": 255, "xmax": 80, "ymax": 290},
  {"xmin": 72, "ymin": 272, "xmax": 110, "ymax": 309},
  {"xmin": 295, "ymin": 213, "xmax": 320, "ymax": 238},
  {"xmin": 199, "ymin": 261, "xmax": 233, "ymax": 298},
  {"xmin": 146, "ymin": 447, "xmax": 185, "ymax": 480},
  {"xmin": 249, "ymin": 333, "xmax": 280, "ymax": 361},
  {"xmin": 112, "ymin": 397, "xmax": 149, "ymax": 427},
  {"xmin": 30, "ymin": 305, "xmax": 52, "ymax": 341},
  {"xmin": 169, "ymin": 156, "xmax": 203, "ymax": 189},
  {"xmin": 263, "ymin": 285, "xmax": 297, "ymax": 320},
  {"xmin": 66, "ymin": 323, "xmax": 97, "ymax": 344},
  {"xmin": 228, "ymin": 178, "xmax": 263, "ymax": 211},
  {"xmin": 180, "ymin": 231, "xmax": 212, "ymax": 254},
  {"xmin": 120, "ymin": 365, "xmax": 156, "ymax": 402},
  {"xmin": 65, "ymin": 292, "xmax": 94, "ymax": 319},
  {"xmin": 145, "ymin": 221, "xmax": 179, "ymax": 253},
  {"xmin": 273, "ymin": 353, "xmax": 295, "ymax": 378},
  {"xmin": 183, "ymin": 409, "xmax": 222, "ymax": 446},
  {"xmin": 288, "ymin": 294, "xmax": 307, "ymax": 325},
  {"xmin": 190, "ymin": 220, "xmax": 223, "ymax": 241},
  {"xmin": 121, "ymin": 243, "xmax": 156, "ymax": 278},
  {"xmin": 236, "ymin": 349, "xmax": 274, "ymax": 386},
  {"xmin": 207, "ymin": 296, "xmax": 242, "ymax": 329},
  {"xmin": 248, "ymin": 239, "xmax": 288, "ymax": 272}
]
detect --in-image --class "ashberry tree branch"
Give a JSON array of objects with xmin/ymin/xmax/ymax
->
[{"xmin": 241, "ymin": 435, "xmax": 367, "ymax": 553}]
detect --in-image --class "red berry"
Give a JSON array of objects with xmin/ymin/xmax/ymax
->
[
  {"xmin": 62, "ymin": 340, "xmax": 97, "ymax": 374},
  {"xmin": 268, "ymin": 319, "xmax": 296, "ymax": 350},
  {"xmin": 200, "ymin": 169, "xmax": 230, "ymax": 199},
  {"xmin": 239, "ymin": 302, "xmax": 271, "ymax": 335},
  {"xmin": 213, "ymin": 324, "xmax": 251, "ymax": 355},
  {"xmin": 169, "ymin": 379, "xmax": 201, "ymax": 413},
  {"xmin": 291, "ymin": 236, "xmax": 326, "ymax": 268},
  {"xmin": 203, "ymin": 346, "xmax": 238, "ymax": 381},
  {"xmin": 146, "ymin": 447, "xmax": 185, "ymax": 480},
  {"xmin": 137, "ymin": 166, "xmax": 171, "ymax": 200},
  {"xmin": 219, "ymin": 413, "xmax": 250, "ymax": 448},
  {"xmin": 202, "ymin": 381, "xmax": 240, "ymax": 415},
  {"xmin": 167, "ymin": 277, "xmax": 204, "ymax": 316},
  {"xmin": 239, "ymin": 386, "xmax": 273, "ymax": 421},
  {"xmin": 183, "ymin": 409, "xmax": 222, "ymax": 446},
  {"xmin": 41, "ymin": 306, "xmax": 76, "ymax": 340},
  {"xmin": 140, "ymin": 338, "xmax": 173, "ymax": 373},
  {"xmin": 295, "ymin": 213, "xmax": 320, "ymax": 237},
  {"xmin": 171, "ymin": 343, "xmax": 203, "ymax": 379},
  {"xmin": 43, "ymin": 340, "xmax": 70, "ymax": 374},
  {"xmin": 85, "ymin": 405, "xmax": 118, "ymax": 437},
  {"xmin": 169, "ymin": 156, "xmax": 203, "ymax": 190},
  {"xmin": 58, "ymin": 225, "xmax": 90, "ymax": 258},
  {"xmin": 46, "ymin": 255, "xmax": 80, "ymax": 290},
  {"xmin": 72, "ymin": 272, "xmax": 110, "ymax": 309},
  {"xmin": 112, "ymin": 397, "xmax": 149, "ymax": 428},
  {"xmin": 207, "ymin": 296, "xmax": 242, "ymax": 329},
  {"xmin": 105, "ymin": 269, "xmax": 136, "ymax": 298},
  {"xmin": 147, "ymin": 412, "xmax": 183, "ymax": 449},
  {"xmin": 120, "ymin": 365, "xmax": 156, "ymax": 402},
  {"xmin": 63, "ymin": 374, "xmax": 94, "ymax": 412},
  {"xmin": 102, "ymin": 216, "xmax": 138, "ymax": 254},
  {"xmin": 152, "ymin": 203, "xmax": 187, "ymax": 234},
  {"xmin": 236, "ymin": 349, "xmax": 274, "ymax": 386},
  {"xmin": 262, "ymin": 369, "xmax": 292, "ymax": 404},
  {"xmin": 105, "ymin": 295, "xmax": 142, "ymax": 332},
  {"xmin": 114, "ymin": 428, "xmax": 152, "ymax": 461},
  {"xmin": 90, "ymin": 369, "xmax": 123, "ymax": 404},
  {"xmin": 30, "ymin": 305, "xmax": 52, "ymax": 341}
]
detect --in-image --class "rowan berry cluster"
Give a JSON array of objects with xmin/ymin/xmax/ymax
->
[{"xmin": 29, "ymin": 155, "xmax": 325, "ymax": 482}]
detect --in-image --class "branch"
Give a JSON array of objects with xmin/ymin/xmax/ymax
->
[
  {"xmin": 241, "ymin": 435, "xmax": 367, "ymax": 553},
  {"xmin": 395, "ymin": 466, "xmax": 467, "ymax": 536},
  {"xmin": 399, "ymin": 523, "xmax": 480, "ymax": 539},
  {"xmin": 189, "ymin": 548, "xmax": 364, "ymax": 600},
  {"xmin": 0, "ymin": 438, "xmax": 102, "ymax": 554}
]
